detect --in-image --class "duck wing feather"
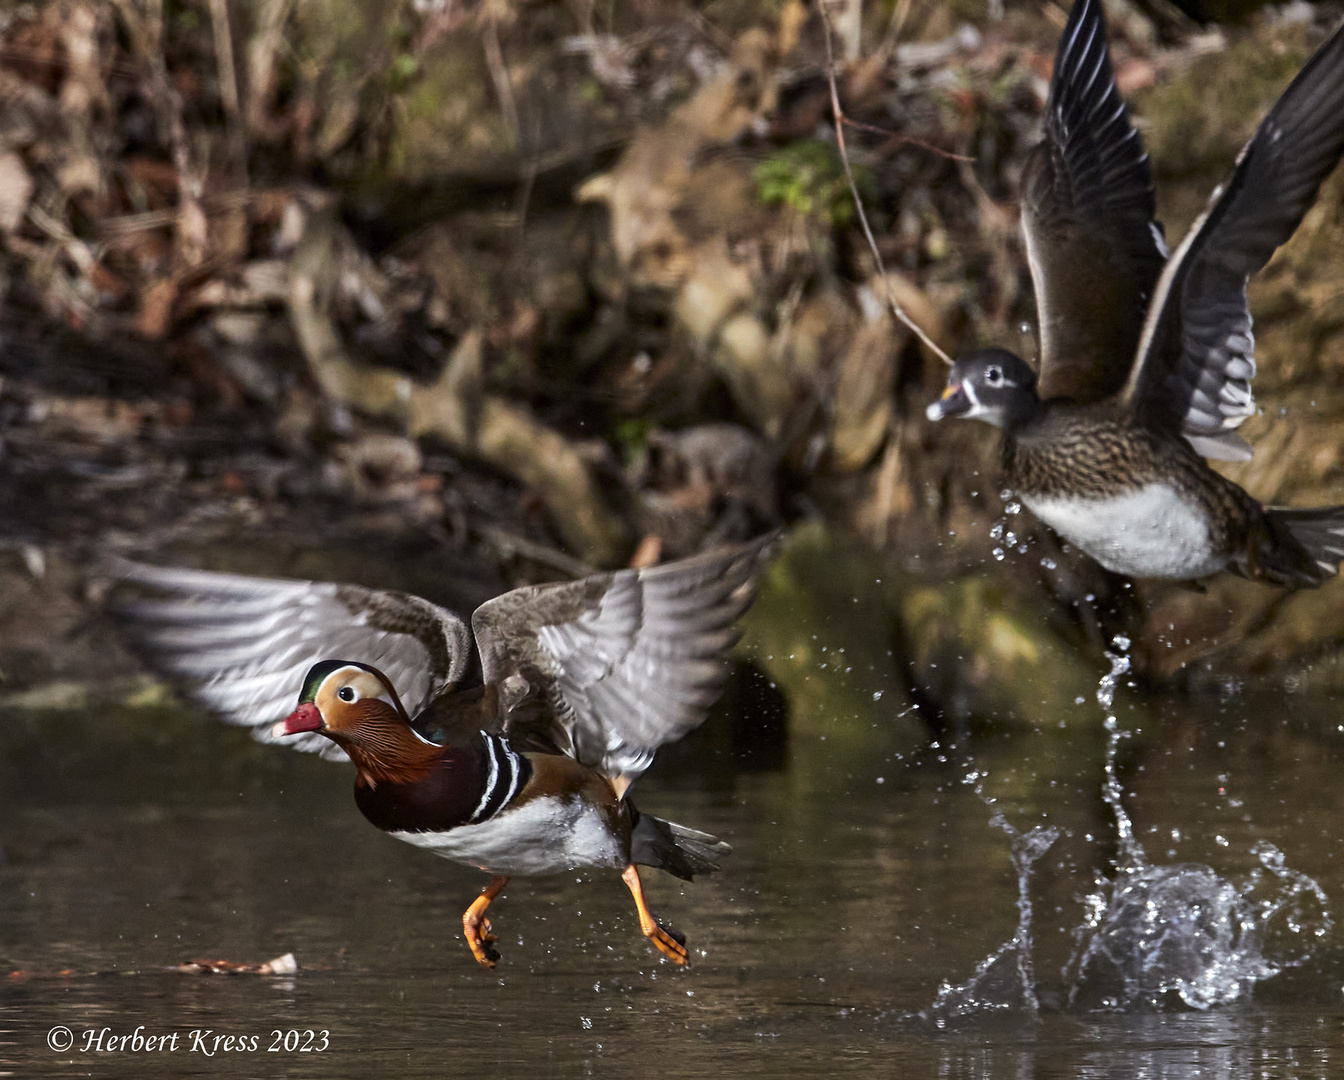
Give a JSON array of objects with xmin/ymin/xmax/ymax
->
[
  {"xmin": 1022, "ymin": 0, "xmax": 1168, "ymax": 404},
  {"xmin": 1119, "ymin": 18, "xmax": 1344, "ymax": 459},
  {"xmin": 470, "ymin": 534, "xmax": 776, "ymax": 785},
  {"xmin": 107, "ymin": 558, "xmax": 472, "ymax": 761}
]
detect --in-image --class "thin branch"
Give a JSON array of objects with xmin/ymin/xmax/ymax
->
[
  {"xmin": 244, "ymin": 0, "xmax": 295, "ymax": 139},
  {"xmin": 820, "ymin": 8, "xmax": 952, "ymax": 366},
  {"xmin": 840, "ymin": 116, "xmax": 974, "ymax": 162},
  {"xmin": 834, "ymin": 0, "xmax": 862, "ymax": 60},
  {"xmin": 27, "ymin": 204, "xmax": 98, "ymax": 274},
  {"xmin": 207, "ymin": 0, "xmax": 247, "ymax": 180},
  {"xmin": 475, "ymin": 524, "xmax": 596, "ymax": 579},
  {"xmin": 483, "ymin": 20, "xmax": 521, "ymax": 148},
  {"xmin": 98, "ymin": 189, "xmax": 260, "ymax": 235},
  {"xmin": 875, "ymin": 0, "xmax": 914, "ymax": 66}
]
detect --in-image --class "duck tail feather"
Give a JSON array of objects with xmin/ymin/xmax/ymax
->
[
  {"xmin": 1265, "ymin": 505, "xmax": 1344, "ymax": 587},
  {"xmin": 629, "ymin": 803, "xmax": 731, "ymax": 882}
]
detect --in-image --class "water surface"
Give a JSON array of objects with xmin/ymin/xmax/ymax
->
[{"xmin": 4, "ymin": 681, "xmax": 1344, "ymax": 1078}]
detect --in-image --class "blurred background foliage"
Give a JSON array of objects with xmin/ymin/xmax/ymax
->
[{"xmin": 1, "ymin": 0, "xmax": 1344, "ymax": 732}]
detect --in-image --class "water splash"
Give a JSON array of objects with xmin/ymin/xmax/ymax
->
[
  {"xmin": 1097, "ymin": 636, "xmax": 1144, "ymax": 870},
  {"xmin": 990, "ymin": 492, "xmax": 1024, "ymax": 561},
  {"xmin": 1067, "ymin": 842, "xmax": 1331, "ymax": 1011},
  {"xmin": 1066, "ymin": 636, "xmax": 1332, "ymax": 1011},
  {"xmin": 926, "ymin": 776, "xmax": 1059, "ymax": 1027}
]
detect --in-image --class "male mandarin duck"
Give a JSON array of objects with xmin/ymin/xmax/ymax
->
[
  {"xmin": 109, "ymin": 535, "xmax": 775, "ymax": 967},
  {"xmin": 927, "ymin": 0, "xmax": 1344, "ymax": 587}
]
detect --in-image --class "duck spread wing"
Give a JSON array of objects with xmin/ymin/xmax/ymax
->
[
  {"xmin": 1121, "ymin": 19, "xmax": 1344, "ymax": 459},
  {"xmin": 470, "ymin": 534, "xmax": 776, "ymax": 785},
  {"xmin": 1022, "ymin": 0, "xmax": 1167, "ymax": 403},
  {"xmin": 107, "ymin": 559, "xmax": 472, "ymax": 761}
]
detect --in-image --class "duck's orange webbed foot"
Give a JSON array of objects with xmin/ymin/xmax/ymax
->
[
  {"xmin": 621, "ymin": 864, "xmax": 690, "ymax": 966},
  {"xmin": 462, "ymin": 875, "xmax": 509, "ymax": 968}
]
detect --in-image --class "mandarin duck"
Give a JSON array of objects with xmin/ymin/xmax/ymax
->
[
  {"xmin": 927, "ymin": 0, "xmax": 1344, "ymax": 587},
  {"xmin": 109, "ymin": 535, "xmax": 775, "ymax": 967}
]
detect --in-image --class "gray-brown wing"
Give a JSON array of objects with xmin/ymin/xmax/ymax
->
[
  {"xmin": 470, "ymin": 534, "xmax": 776, "ymax": 783},
  {"xmin": 108, "ymin": 559, "xmax": 472, "ymax": 761},
  {"xmin": 1023, "ymin": 0, "xmax": 1168, "ymax": 402},
  {"xmin": 1121, "ymin": 19, "xmax": 1344, "ymax": 457}
]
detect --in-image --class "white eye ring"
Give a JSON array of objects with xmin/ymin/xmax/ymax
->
[
  {"xmin": 985, "ymin": 366, "xmax": 1003, "ymax": 385},
  {"xmin": 338, "ymin": 686, "xmax": 356, "ymax": 702}
]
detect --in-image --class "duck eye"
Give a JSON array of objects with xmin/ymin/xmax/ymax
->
[
  {"xmin": 338, "ymin": 686, "xmax": 356, "ymax": 702},
  {"xmin": 986, "ymin": 365, "xmax": 1004, "ymax": 385}
]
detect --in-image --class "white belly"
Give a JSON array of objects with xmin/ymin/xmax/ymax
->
[
  {"xmin": 390, "ymin": 795, "xmax": 626, "ymax": 875},
  {"xmin": 1022, "ymin": 484, "xmax": 1226, "ymax": 579}
]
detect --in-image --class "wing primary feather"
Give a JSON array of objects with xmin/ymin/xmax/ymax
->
[
  {"xmin": 107, "ymin": 558, "xmax": 470, "ymax": 756},
  {"xmin": 1121, "ymin": 16, "xmax": 1344, "ymax": 447}
]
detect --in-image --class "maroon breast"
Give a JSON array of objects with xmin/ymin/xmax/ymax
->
[{"xmin": 354, "ymin": 748, "xmax": 487, "ymax": 834}]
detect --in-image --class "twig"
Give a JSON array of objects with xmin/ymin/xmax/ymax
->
[
  {"xmin": 109, "ymin": 0, "xmax": 207, "ymax": 268},
  {"xmin": 875, "ymin": 0, "xmax": 914, "ymax": 65},
  {"xmin": 244, "ymin": 0, "xmax": 295, "ymax": 139},
  {"xmin": 834, "ymin": 0, "xmax": 862, "ymax": 60},
  {"xmin": 475, "ymin": 524, "xmax": 596, "ymax": 579},
  {"xmin": 27, "ymin": 204, "xmax": 98, "ymax": 274},
  {"xmin": 98, "ymin": 189, "xmax": 255, "ymax": 235},
  {"xmin": 840, "ymin": 117, "xmax": 973, "ymax": 162},
  {"xmin": 513, "ymin": 114, "xmax": 541, "ymax": 245},
  {"xmin": 820, "ymin": 8, "xmax": 952, "ymax": 366},
  {"xmin": 0, "ymin": 43, "xmax": 142, "ymax": 79},
  {"xmin": 207, "ymin": 0, "xmax": 247, "ymax": 180},
  {"xmin": 483, "ymin": 21, "xmax": 521, "ymax": 148},
  {"xmin": 166, "ymin": 85, "xmax": 208, "ymax": 269},
  {"xmin": 957, "ymin": 154, "xmax": 1018, "ymax": 324}
]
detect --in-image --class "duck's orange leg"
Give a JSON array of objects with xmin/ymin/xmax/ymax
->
[
  {"xmin": 621, "ymin": 864, "xmax": 689, "ymax": 966},
  {"xmin": 462, "ymin": 875, "xmax": 509, "ymax": 968}
]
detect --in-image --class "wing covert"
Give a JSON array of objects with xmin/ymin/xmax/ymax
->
[{"xmin": 471, "ymin": 534, "xmax": 775, "ymax": 784}]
